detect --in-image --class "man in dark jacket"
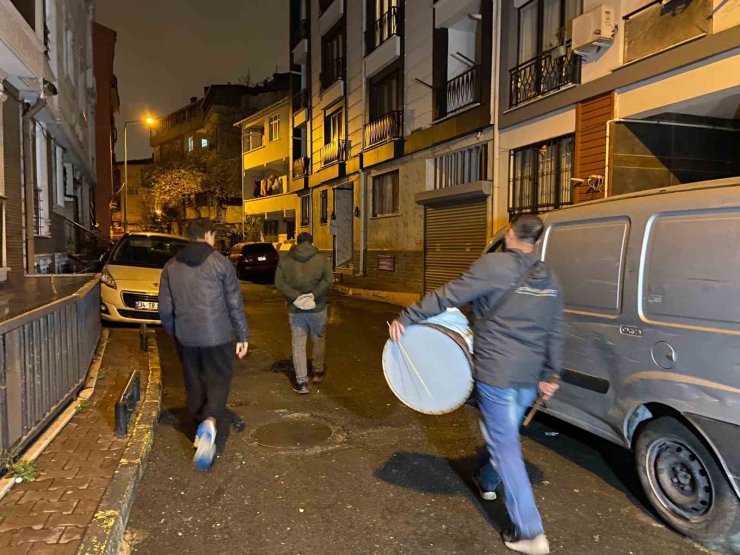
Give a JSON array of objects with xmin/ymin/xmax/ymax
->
[
  {"xmin": 389, "ymin": 215, "xmax": 563, "ymax": 555},
  {"xmin": 275, "ymin": 232, "xmax": 333, "ymax": 394},
  {"xmin": 159, "ymin": 219, "xmax": 249, "ymax": 471}
]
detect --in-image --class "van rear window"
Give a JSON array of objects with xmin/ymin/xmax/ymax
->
[
  {"xmin": 543, "ymin": 218, "xmax": 629, "ymax": 316},
  {"xmin": 643, "ymin": 211, "xmax": 740, "ymax": 332}
]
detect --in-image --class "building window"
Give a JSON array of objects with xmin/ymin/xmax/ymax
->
[
  {"xmin": 54, "ymin": 146, "xmax": 64, "ymax": 208},
  {"xmin": 201, "ymin": 137, "xmax": 209, "ymax": 149},
  {"xmin": 321, "ymin": 108, "xmax": 347, "ymax": 167},
  {"xmin": 321, "ymin": 24, "xmax": 345, "ymax": 89},
  {"xmin": 264, "ymin": 220, "xmax": 280, "ymax": 237},
  {"xmin": 300, "ymin": 194, "xmax": 311, "ymax": 227},
  {"xmin": 366, "ymin": 69, "xmax": 403, "ymax": 148},
  {"xmin": 269, "ymin": 115, "xmax": 280, "ymax": 142},
  {"xmin": 372, "ymin": 171, "xmax": 400, "ymax": 217},
  {"xmin": 434, "ymin": 142, "xmax": 489, "ymax": 190},
  {"xmin": 320, "ymin": 190, "xmax": 328, "ymax": 224},
  {"xmin": 510, "ymin": 0, "xmax": 581, "ymax": 107},
  {"xmin": 34, "ymin": 122, "xmax": 50, "ymax": 236},
  {"xmin": 242, "ymin": 128, "xmax": 264, "ymax": 152},
  {"xmin": 325, "ymin": 109, "xmax": 343, "ymax": 145},
  {"xmin": 367, "ymin": 0, "xmax": 400, "ymax": 53},
  {"xmin": 508, "ymin": 135, "xmax": 574, "ymax": 217},
  {"xmin": 187, "ymin": 136, "xmax": 194, "ymax": 152}
]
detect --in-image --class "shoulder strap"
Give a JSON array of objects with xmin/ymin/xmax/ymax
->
[{"xmin": 480, "ymin": 260, "xmax": 541, "ymax": 322}]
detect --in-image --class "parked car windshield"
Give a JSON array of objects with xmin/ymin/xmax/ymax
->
[
  {"xmin": 242, "ymin": 243, "xmax": 276, "ymax": 255},
  {"xmin": 110, "ymin": 236, "xmax": 188, "ymax": 268}
]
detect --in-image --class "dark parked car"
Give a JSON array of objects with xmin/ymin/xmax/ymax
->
[{"xmin": 229, "ymin": 242, "xmax": 279, "ymax": 280}]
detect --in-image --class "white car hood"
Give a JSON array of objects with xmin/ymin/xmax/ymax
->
[{"xmin": 107, "ymin": 264, "xmax": 163, "ymax": 293}]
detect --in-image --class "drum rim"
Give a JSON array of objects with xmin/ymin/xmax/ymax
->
[{"xmin": 382, "ymin": 326, "xmax": 474, "ymax": 415}]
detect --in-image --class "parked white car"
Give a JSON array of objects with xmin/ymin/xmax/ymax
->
[{"xmin": 100, "ymin": 232, "xmax": 188, "ymax": 324}]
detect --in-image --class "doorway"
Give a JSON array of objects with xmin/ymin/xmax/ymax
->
[{"xmin": 334, "ymin": 184, "xmax": 353, "ymax": 267}]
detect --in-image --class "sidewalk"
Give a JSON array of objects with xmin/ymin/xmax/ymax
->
[{"xmin": 0, "ymin": 328, "xmax": 153, "ymax": 554}]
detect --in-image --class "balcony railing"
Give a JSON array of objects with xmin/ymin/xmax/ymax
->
[
  {"xmin": 292, "ymin": 89, "xmax": 309, "ymax": 112},
  {"xmin": 293, "ymin": 156, "xmax": 311, "ymax": 179},
  {"xmin": 509, "ymin": 47, "xmax": 580, "ymax": 108},
  {"xmin": 320, "ymin": 139, "xmax": 350, "ymax": 167},
  {"xmin": 320, "ymin": 57, "xmax": 345, "ymax": 90},
  {"xmin": 436, "ymin": 65, "xmax": 481, "ymax": 120},
  {"xmin": 366, "ymin": 7, "xmax": 400, "ymax": 54},
  {"xmin": 365, "ymin": 111, "xmax": 403, "ymax": 149}
]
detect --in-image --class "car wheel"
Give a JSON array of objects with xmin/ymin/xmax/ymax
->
[{"xmin": 635, "ymin": 416, "xmax": 740, "ymax": 552}]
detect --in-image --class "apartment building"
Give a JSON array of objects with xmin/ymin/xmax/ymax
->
[
  {"xmin": 112, "ymin": 158, "xmax": 152, "ymax": 238},
  {"xmin": 494, "ymin": 0, "xmax": 740, "ymax": 228},
  {"xmin": 93, "ymin": 22, "xmax": 119, "ymax": 243},
  {"xmin": 150, "ymin": 76, "xmax": 291, "ymax": 232},
  {"xmin": 1, "ymin": 0, "xmax": 99, "ymax": 280},
  {"xmin": 238, "ymin": 97, "xmax": 297, "ymax": 243},
  {"xmin": 291, "ymin": 0, "xmax": 495, "ymax": 295}
]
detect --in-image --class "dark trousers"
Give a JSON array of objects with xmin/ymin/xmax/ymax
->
[{"xmin": 177, "ymin": 342, "xmax": 233, "ymax": 429}]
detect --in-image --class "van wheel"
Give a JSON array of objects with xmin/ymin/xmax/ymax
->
[{"xmin": 635, "ymin": 417, "xmax": 740, "ymax": 551}]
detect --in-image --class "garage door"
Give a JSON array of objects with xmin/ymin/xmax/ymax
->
[{"xmin": 424, "ymin": 200, "xmax": 488, "ymax": 292}]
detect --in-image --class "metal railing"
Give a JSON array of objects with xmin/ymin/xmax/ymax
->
[
  {"xmin": 509, "ymin": 47, "xmax": 580, "ymax": 107},
  {"xmin": 434, "ymin": 142, "xmax": 489, "ymax": 190},
  {"xmin": 320, "ymin": 139, "xmax": 350, "ymax": 167},
  {"xmin": 0, "ymin": 278, "xmax": 101, "ymax": 457},
  {"xmin": 436, "ymin": 65, "xmax": 481, "ymax": 119},
  {"xmin": 365, "ymin": 110, "xmax": 403, "ymax": 149},
  {"xmin": 292, "ymin": 88, "xmax": 309, "ymax": 112},
  {"xmin": 366, "ymin": 7, "xmax": 400, "ymax": 54},
  {"xmin": 320, "ymin": 57, "xmax": 345, "ymax": 90},
  {"xmin": 293, "ymin": 156, "xmax": 311, "ymax": 179}
]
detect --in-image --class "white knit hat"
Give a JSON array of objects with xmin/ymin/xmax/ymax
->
[{"xmin": 293, "ymin": 293, "xmax": 316, "ymax": 310}]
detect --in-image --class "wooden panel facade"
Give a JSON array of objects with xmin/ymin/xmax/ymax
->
[{"xmin": 574, "ymin": 92, "xmax": 614, "ymax": 204}]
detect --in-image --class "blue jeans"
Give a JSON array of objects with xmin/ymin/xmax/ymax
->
[{"xmin": 476, "ymin": 381, "xmax": 544, "ymax": 538}]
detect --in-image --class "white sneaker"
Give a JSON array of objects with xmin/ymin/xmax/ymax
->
[
  {"xmin": 472, "ymin": 476, "xmax": 497, "ymax": 501},
  {"xmin": 504, "ymin": 533, "xmax": 550, "ymax": 555},
  {"xmin": 193, "ymin": 420, "xmax": 216, "ymax": 471}
]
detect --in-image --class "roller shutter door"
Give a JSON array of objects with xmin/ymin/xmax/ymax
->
[{"xmin": 424, "ymin": 200, "xmax": 487, "ymax": 292}]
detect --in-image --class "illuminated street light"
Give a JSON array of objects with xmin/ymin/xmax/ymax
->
[{"xmin": 123, "ymin": 115, "xmax": 159, "ymax": 232}]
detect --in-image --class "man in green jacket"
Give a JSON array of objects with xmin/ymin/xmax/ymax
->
[{"xmin": 275, "ymin": 232, "xmax": 333, "ymax": 394}]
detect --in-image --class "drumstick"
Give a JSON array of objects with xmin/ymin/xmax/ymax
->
[
  {"xmin": 387, "ymin": 322, "xmax": 434, "ymax": 399},
  {"xmin": 523, "ymin": 374, "xmax": 560, "ymax": 427}
]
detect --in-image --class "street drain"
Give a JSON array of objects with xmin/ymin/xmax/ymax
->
[{"xmin": 252, "ymin": 419, "xmax": 333, "ymax": 449}]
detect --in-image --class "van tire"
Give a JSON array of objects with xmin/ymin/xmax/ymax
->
[{"xmin": 635, "ymin": 416, "xmax": 740, "ymax": 552}]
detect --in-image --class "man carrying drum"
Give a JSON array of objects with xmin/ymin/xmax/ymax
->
[{"xmin": 389, "ymin": 215, "xmax": 564, "ymax": 555}]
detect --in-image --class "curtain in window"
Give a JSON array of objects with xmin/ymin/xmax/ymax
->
[
  {"xmin": 542, "ymin": 0, "xmax": 562, "ymax": 51},
  {"xmin": 518, "ymin": 2, "xmax": 538, "ymax": 64}
]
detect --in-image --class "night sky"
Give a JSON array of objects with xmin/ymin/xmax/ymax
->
[{"xmin": 95, "ymin": 0, "xmax": 289, "ymax": 160}]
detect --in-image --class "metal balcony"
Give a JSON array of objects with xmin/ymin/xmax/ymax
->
[
  {"xmin": 320, "ymin": 140, "xmax": 350, "ymax": 167},
  {"xmin": 509, "ymin": 47, "xmax": 580, "ymax": 108},
  {"xmin": 366, "ymin": 7, "xmax": 400, "ymax": 54},
  {"xmin": 435, "ymin": 65, "xmax": 481, "ymax": 120},
  {"xmin": 364, "ymin": 111, "xmax": 403, "ymax": 149}
]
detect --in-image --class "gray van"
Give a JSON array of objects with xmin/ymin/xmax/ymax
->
[{"xmin": 487, "ymin": 177, "xmax": 740, "ymax": 552}]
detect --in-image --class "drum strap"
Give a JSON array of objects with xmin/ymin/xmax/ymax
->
[{"xmin": 479, "ymin": 260, "xmax": 542, "ymax": 324}]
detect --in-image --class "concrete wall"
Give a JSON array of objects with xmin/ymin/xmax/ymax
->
[{"xmin": 404, "ymin": 0, "xmax": 434, "ymax": 134}]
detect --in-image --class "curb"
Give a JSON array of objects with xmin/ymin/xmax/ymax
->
[
  {"xmin": 332, "ymin": 284, "xmax": 420, "ymax": 307},
  {"xmin": 0, "ymin": 328, "xmax": 109, "ymax": 502},
  {"xmin": 78, "ymin": 334, "xmax": 162, "ymax": 555}
]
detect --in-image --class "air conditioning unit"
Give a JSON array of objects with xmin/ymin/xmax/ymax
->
[{"xmin": 572, "ymin": 5, "xmax": 616, "ymax": 57}]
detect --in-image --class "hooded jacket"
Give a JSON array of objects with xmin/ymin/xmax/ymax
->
[
  {"xmin": 398, "ymin": 249, "xmax": 564, "ymax": 388},
  {"xmin": 159, "ymin": 242, "xmax": 249, "ymax": 347},
  {"xmin": 275, "ymin": 242, "xmax": 333, "ymax": 314}
]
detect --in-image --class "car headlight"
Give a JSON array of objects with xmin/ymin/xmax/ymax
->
[{"xmin": 100, "ymin": 268, "xmax": 117, "ymax": 289}]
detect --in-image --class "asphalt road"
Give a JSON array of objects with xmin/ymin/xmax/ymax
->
[{"xmin": 123, "ymin": 283, "xmax": 716, "ymax": 555}]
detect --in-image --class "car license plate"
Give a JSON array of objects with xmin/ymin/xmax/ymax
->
[
  {"xmin": 135, "ymin": 301, "xmax": 158, "ymax": 311},
  {"xmin": 258, "ymin": 256, "xmax": 267, "ymax": 261}
]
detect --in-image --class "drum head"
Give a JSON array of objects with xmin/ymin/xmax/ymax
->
[{"xmin": 382, "ymin": 325, "xmax": 473, "ymax": 415}]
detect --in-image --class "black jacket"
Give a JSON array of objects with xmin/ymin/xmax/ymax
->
[
  {"xmin": 159, "ymin": 242, "xmax": 249, "ymax": 347},
  {"xmin": 274, "ymin": 242, "xmax": 333, "ymax": 314},
  {"xmin": 398, "ymin": 249, "xmax": 564, "ymax": 388}
]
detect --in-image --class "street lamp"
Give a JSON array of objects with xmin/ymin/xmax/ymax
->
[{"xmin": 123, "ymin": 116, "xmax": 157, "ymax": 232}]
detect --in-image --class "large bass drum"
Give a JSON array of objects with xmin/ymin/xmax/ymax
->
[{"xmin": 382, "ymin": 309, "xmax": 474, "ymax": 415}]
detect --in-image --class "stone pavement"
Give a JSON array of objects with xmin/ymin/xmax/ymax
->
[{"xmin": 0, "ymin": 327, "xmax": 149, "ymax": 554}]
